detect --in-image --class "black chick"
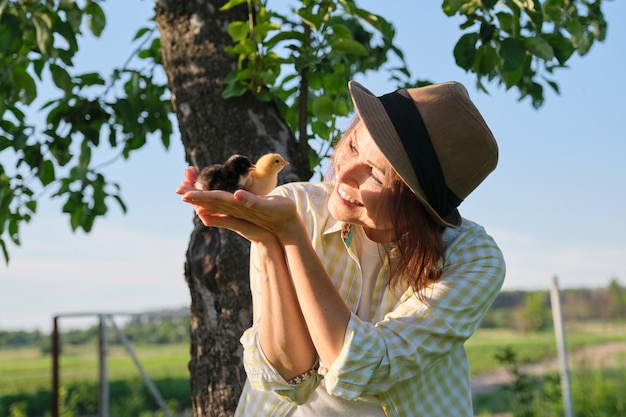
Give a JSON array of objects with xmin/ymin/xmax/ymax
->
[{"xmin": 195, "ymin": 154, "xmax": 254, "ymax": 192}]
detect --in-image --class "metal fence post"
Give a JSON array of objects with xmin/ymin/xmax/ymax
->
[
  {"xmin": 98, "ymin": 314, "xmax": 109, "ymax": 417},
  {"xmin": 550, "ymin": 275, "xmax": 575, "ymax": 417},
  {"xmin": 51, "ymin": 316, "xmax": 60, "ymax": 417}
]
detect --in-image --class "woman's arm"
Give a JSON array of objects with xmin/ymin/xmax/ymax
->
[
  {"xmin": 221, "ymin": 190, "xmax": 353, "ymax": 368},
  {"xmin": 180, "ymin": 180, "xmax": 353, "ymax": 369},
  {"xmin": 177, "ymin": 168, "xmax": 319, "ymax": 379},
  {"xmin": 278, "ymin": 216, "xmax": 352, "ymax": 368},
  {"xmin": 254, "ymin": 238, "xmax": 318, "ymax": 380}
]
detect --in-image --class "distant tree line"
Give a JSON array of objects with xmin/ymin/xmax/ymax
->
[
  {"xmin": 2, "ymin": 281, "xmax": 624, "ymax": 349},
  {"xmin": 0, "ymin": 329, "xmax": 46, "ymax": 347},
  {"xmin": 0, "ymin": 308, "xmax": 191, "ymax": 352},
  {"xmin": 482, "ymin": 277, "xmax": 626, "ymax": 332}
]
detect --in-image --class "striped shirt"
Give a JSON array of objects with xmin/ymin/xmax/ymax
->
[{"xmin": 235, "ymin": 182, "xmax": 506, "ymax": 417}]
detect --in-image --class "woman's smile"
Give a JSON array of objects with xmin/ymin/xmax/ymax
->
[{"xmin": 337, "ymin": 185, "xmax": 363, "ymax": 206}]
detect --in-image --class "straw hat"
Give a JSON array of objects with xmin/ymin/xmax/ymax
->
[{"xmin": 349, "ymin": 80, "xmax": 498, "ymax": 228}]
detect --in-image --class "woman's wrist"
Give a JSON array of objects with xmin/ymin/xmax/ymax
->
[
  {"xmin": 254, "ymin": 234, "xmax": 284, "ymax": 259},
  {"xmin": 274, "ymin": 216, "xmax": 307, "ymax": 247}
]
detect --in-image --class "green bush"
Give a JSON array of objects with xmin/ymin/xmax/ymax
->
[
  {"xmin": 0, "ymin": 378, "xmax": 190, "ymax": 417},
  {"xmin": 572, "ymin": 367, "xmax": 626, "ymax": 417},
  {"xmin": 0, "ymin": 390, "xmax": 51, "ymax": 417},
  {"xmin": 473, "ymin": 347, "xmax": 626, "ymax": 416}
]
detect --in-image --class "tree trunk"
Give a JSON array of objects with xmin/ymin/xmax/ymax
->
[{"xmin": 154, "ymin": 1, "xmax": 310, "ymax": 415}]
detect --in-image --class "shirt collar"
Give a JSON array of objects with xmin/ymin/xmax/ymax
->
[{"xmin": 322, "ymin": 218, "xmax": 353, "ymax": 248}]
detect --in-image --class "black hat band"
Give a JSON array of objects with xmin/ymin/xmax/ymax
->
[{"xmin": 378, "ymin": 90, "xmax": 462, "ymax": 218}]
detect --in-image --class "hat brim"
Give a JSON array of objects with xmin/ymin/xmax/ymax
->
[{"xmin": 348, "ymin": 80, "xmax": 461, "ymax": 228}]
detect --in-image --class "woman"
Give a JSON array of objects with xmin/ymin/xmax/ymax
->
[{"xmin": 177, "ymin": 81, "xmax": 506, "ymax": 416}]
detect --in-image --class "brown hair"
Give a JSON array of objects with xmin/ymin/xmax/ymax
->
[
  {"xmin": 328, "ymin": 118, "xmax": 446, "ymax": 298},
  {"xmin": 379, "ymin": 171, "xmax": 445, "ymax": 297}
]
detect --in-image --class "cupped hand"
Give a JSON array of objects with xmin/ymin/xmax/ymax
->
[
  {"xmin": 181, "ymin": 190, "xmax": 300, "ymax": 244},
  {"xmin": 176, "ymin": 167, "xmax": 300, "ymax": 244}
]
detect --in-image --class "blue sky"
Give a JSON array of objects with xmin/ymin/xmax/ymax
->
[{"xmin": 1, "ymin": 0, "xmax": 625, "ymax": 332}]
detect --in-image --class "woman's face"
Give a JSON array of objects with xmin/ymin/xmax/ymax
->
[{"xmin": 328, "ymin": 121, "xmax": 396, "ymax": 242}]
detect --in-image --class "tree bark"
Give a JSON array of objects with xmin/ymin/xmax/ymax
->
[{"xmin": 154, "ymin": 1, "xmax": 310, "ymax": 415}]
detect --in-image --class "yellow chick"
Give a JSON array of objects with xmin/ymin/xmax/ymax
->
[{"xmin": 243, "ymin": 153, "xmax": 289, "ymax": 195}]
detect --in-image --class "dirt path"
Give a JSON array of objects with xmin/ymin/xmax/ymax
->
[{"xmin": 471, "ymin": 342, "xmax": 626, "ymax": 394}]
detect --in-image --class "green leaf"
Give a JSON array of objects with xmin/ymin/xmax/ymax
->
[
  {"xmin": 544, "ymin": 33, "xmax": 575, "ymax": 65},
  {"xmin": 92, "ymin": 175, "xmax": 108, "ymax": 216},
  {"xmin": 0, "ymin": 239, "xmax": 8, "ymax": 264},
  {"xmin": 476, "ymin": 44, "xmax": 499, "ymax": 74},
  {"xmin": 13, "ymin": 67, "xmax": 37, "ymax": 104},
  {"xmin": 76, "ymin": 72, "xmax": 105, "ymax": 87},
  {"xmin": 500, "ymin": 37, "xmax": 526, "ymax": 72},
  {"xmin": 23, "ymin": 144, "xmax": 43, "ymax": 169},
  {"xmin": 54, "ymin": 19, "xmax": 79, "ymax": 53},
  {"xmin": 442, "ymin": 0, "xmax": 466, "ymax": 16},
  {"xmin": 228, "ymin": 21, "xmax": 249, "ymax": 42},
  {"xmin": 32, "ymin": 13, "xmax": 53, "ymax": 55},
  {"xmin": 26, "ymin": 199, "xmax": 37, "ymax": 213},
  {"xmin": 501, "ymin": 65, "xmax": 523, "ymax": 89},
  {"xmin": 453, "ymin": 33, "xmax": 479, "ymax": 71},
  {"xmin": 32, "ymin": 59, "xmax": 45, "ymax": 80},
  {"xmin": 525, "ymin": 0, "xmax": 543, "ymax": 31},
  {"xmin": 265, "ymin": 30, "xmax": 308, "ymax": 49},
  {"xmin": 527, "ymin": 81, "xmax": 544, "ymax": 108},
  {"xmin": 112, "ymin": 194, "xmax": 127, "ymax": 213},
  {"xmin": 133, "ymin": 27, "xmax": 152, "ymax": 41},
  {"xmin": 354, "ymin": 9, "xmax": 394, "ymax": 39},
  {"xmin": 312, "ymin": 95, "xmax": 334, "ymax": 123},
  {"xmin": 331, "ymin": 23, "xmax": 352, "ymax": 40},
  {"xmin": 220, "ymin": 0, "xmax": 247, "ymax": 11},
  {"xmin": 63, "ymin": 1, "xmax": 83, "ymax": 32},
  {"xmin": 38, "ymin": 159, "xmax": 56, "ymax": 186},
  {"xmin": 329, "ymin": 38, "xmax": 368, "ymax": 56},
  {"xmin": 0, "ymin": 14, "xmax": 20, "ymax": 54},
  {"xmin": 333, "ymin": 99, "xmax": 350, "ymax": 117},
  {"xmin": 479, "ymin": 22, "xmax": 496, "ymax": 43},
  {"xmin": 311, "ymin": 120, "xmax": 332, "ymax": 140},
  {"xmin": 253, "ymin": 22, "xmax": 280, "ymax": 42},
  {"xmin": 12, "ymin": 129, "xmax": 28, "ymax": 150},
  {"xmin": 496, "ymin": 12, "xmax": 516, "ymax": 36},
  {"xmin": 545, "ymin": 79, "xmax": 559, "ymax": 94},
  {"xmin": 224, "ymin": 38, "xmax": 257, "ymax": 55},
  {"xmin": 8, "ymin": 219, "xmax": 19, "ymax": 244},
  {"xmin": 47, "ymin": 134, "xmax": 73, "ymax": 166},
  {"xmin": 85, "ymin": 0, "xmax": 106, "ymax": 37},
  {"xmin": 69, "ymin": 201, "xmax": 83, "ymax": 230},
  {"xmin": 222, "ymin": 80, "xmax": 248, "ymax": 99},
  {"xmin": 307, "ymin": 71, "xmax": 323, "ymax": 90},
  {"xmin": 543, "ymin": 0, "xmax": 563, "ymax": 21},
  {"xmin": 524, "ymin": 36, "xmax": 553, "ymax": 61},
  {"xmin": 297, "ymin": 10, "xmax": 324, "ymax": 31},
  {"xmin": 50, "ymin": 64, "xmax": 73, "ymax": 94}
]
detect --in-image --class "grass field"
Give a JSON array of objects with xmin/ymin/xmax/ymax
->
[
  {"xmin": 1, "ymin": 321, "xmax": 625, "ymax": 415},
  {"xmin": 466, "ymin": 321, "xmax": 626, "ymax": 375},
  {"xmin": 2, "ymin": 322, "xmax": 626, "ymax": 395},
  {"xmin": 0, "ymin": 343, "xmax": 191, "ymax": 397}
]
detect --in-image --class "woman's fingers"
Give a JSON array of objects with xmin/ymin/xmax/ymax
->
[
  {"xmin": 176, "ymin": 166, "xmax": 199, "ymax": 195},
  {"xmin": 196, "ymin": 208, "xmax": 274, "ymax": 242},
  {"xmin": 178, "ymin": 179, "xmax": 298, "ymax": 241},
  {"xmin": 182, "ymin": 189, "xmax": 235, "ymax": 207},
  {"xmin": 185, "ymin": 166, "xmax": 199, "ymax": 182}
]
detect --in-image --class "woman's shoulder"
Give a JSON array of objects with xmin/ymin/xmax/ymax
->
[{"xmin": 443, "ymin": 218, "xmax": 502, "ymax": 254}]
